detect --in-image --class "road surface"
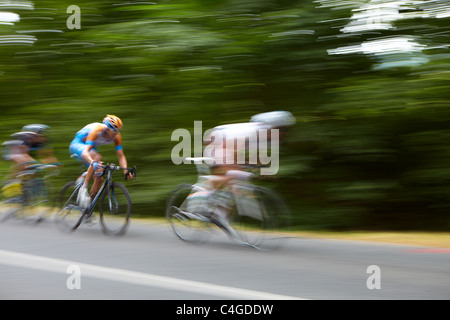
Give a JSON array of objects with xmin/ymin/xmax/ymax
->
[{"xmin": 0, "ymin": 217, "xmax": 449, "ymax": 300}]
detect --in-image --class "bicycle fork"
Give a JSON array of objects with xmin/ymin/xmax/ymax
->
[{"xmin": 107, "ymin": 183, "xmax": 119, "ymax": 215}]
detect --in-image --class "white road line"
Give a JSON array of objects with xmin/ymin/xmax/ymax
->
[{"xmin": 0, "ymin": 249, "xmax": 307, "ymax": 300}]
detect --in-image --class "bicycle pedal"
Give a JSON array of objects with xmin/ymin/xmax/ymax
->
[
  {"xmin": 83, "ymin": 215, "xmax": 96, "ymax": 225},
  {"xmin": 210, "ymin": 216, "xmax": 226, "ymax": 230},
  {"xmin": 66, "ymin": 204, "xmax": 83, "ymax": 212},
  {"xmin": 34, "ymin": 216, "xmax": 45, "ymax": 224},
  {"xmin": 174, "ymin": 207, "xmax": 211, "ymax": 223},
  {"xmin": 173, "ymin": 213, "xmax": 188, "ymax": 221}
]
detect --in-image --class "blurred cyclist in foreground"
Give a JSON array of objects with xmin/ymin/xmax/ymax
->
[
  {"xmin": 1, "ymin": 124, "xmax": 60, "ymax": 199},
  {"xmin": 69, "ymin": 115, "xmax": 134, "ymax": 209},
  {"xmin": 2, "ymin": 124, "xmax": 59, "ymax": 176},
  {"xmin": 192, "ymin": 110, "xmax": 296, "ymax": 239}
]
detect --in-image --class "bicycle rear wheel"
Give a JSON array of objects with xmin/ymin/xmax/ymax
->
[
  {"xmin": 20, "ymin": 179, "xmax": 55, "ymax": 223},
  {"xmin": 231, "ymin": 185, "xmax": 290, "ymax": 251},
  {"xmin": 0, "ymin": 199, "xmax": 23, "ymax": 223},
  {"xmin": 55, "ymin": 181, "xmax": 85, "ymax": 232},
  {"xmin": 165, "ymin": 184, "xmax": 211, "ymax": 244},
  {"xmin": 0, "ymin": 180, "xmax": 24, "ymax": 222},
  {"xmin": 99, "ymin": 182, "xmax": 131, "ymax": 236}
]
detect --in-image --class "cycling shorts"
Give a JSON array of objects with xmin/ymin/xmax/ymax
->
[{"xmin": 69, "ymin": 141, "xmax": 98, "ymax": 168}]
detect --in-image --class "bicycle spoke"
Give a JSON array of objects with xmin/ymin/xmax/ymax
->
[
  {"xmin": 165, "ymin": 184, "xmax": 211, "ymax": 244},
  {"xmin": 20, "ymin": 179, "xmax": 55, "ymax": 223},
  {"xmin": 55, "ymin": 181, "xmax": 85, "ymax": 232},
  {"xmin": 230, "ymin": 185, "xmax": 290, "ymax": 251},
  {"xmin": 99, "ymin": 182, "xmax": 131, "ymax": 236},
  {"xmin": 0, "ymin": 199, "xmax": 23, "ymax": 223}
]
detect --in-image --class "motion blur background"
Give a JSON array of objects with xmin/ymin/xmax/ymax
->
[{"xmin": 0, "ymin": 0, "xmax": 449, "ymax": 231}]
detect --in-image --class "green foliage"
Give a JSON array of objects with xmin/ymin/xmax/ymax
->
[{"xmin": 1, "ymin": 0, "xmax": 449, "ymax": 230}]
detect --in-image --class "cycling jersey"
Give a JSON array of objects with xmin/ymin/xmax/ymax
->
[
  {"xmin": 204, "ymin": 122, "xmax": 270, "ymax": 166},
  {"xmin": 69, "ymin": 122, "xmax": 123, "ymax": 165}
]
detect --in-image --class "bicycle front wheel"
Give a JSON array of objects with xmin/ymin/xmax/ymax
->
[
  {"xmin": 231, "ymin": 185, "xmax": 290, "ymax": 251},
  {"xmin": 55, "ymin": 181, "xmax": 85, "ymax": 232},
  {"xmin": 165, "ymin": 183, "xmax": 211, "ymax": 244},
  {"xmin": 99, "ymin": 182, "xmax": 131, "ymax": 236}
]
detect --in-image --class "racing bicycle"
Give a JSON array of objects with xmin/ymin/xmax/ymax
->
[
  {"xmin": 55, "ymin": 163, "xmax": 136, "ymax": 236},
  {"xmin": 165, "ymin": 157, "xmax": 291, "ymax": 250},
  {"xmin": 0, "ymin": 163, "xmax": 61, "ymax": 223}
]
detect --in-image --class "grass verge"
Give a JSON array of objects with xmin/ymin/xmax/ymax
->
[{"xmin": 134, "ymin": 217, "xmax": 450, "ymax": 248}]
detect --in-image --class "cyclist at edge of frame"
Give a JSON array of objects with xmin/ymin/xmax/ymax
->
[
  {"xmin": 200, "ymin": 110, "xmax": 296, "ymax": 236},
  {"xmin": 69, "ymin": 114, "xmax": 134, "ymax": 209},
  {"xmin": 2, "ymin": 124, "xmax": 60, "ymax": 179}
]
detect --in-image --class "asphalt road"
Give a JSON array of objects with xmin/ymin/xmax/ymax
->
[{"xmin": 0, "ymin": 216, "xmax": 449, "ymax": 301}]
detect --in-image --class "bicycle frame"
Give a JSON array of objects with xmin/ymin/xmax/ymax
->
[
  {"xmin": 56, "ymin": 162, "xmax": 135, "ymax": 235},
  {"xmin": 63, "ymin": 164, "xmax": 117, "ymax": 217},
  {"xmin": 167, "ymin": 157, "xmax": 288, "ymax": 250},
  {"xmin": 187, "ymin": 158, "xmax": 260, "ymax": 219},
  {"xmin": 9, "ymin": 164, "xmax": 59, "ymax": 220}
]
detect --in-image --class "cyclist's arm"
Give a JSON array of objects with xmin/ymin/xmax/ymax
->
[
  {"xmin": 81, "ymin": 144, "xmax": 96, "ymax": 165},
  {"xmin": 81, "ymin": 125, "xmax": 102, "ymax": 165},
  {"xmin": 37, "ymin": 148, "xmax": 59, "ymax": 164},
  {"xmin": 117, "ymin": 148, "xmax": 131, "ymax": 177},
  {"xmin": 11, "ymin": 145, "xmax": 36, "ymax": 167},
  {"xmin": 114, "ymin": 134, "xmax": 132, "ymax": 179}
]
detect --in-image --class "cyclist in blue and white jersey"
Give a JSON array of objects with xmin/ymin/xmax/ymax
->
[{"xmin": 69, "ymin": 115, "xmax": 134, "ymax": 209}]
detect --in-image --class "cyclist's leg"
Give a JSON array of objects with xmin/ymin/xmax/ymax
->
[
  {"xmin": 87, "ymin": 151, "xmax": 103, "ymax": 199},
  {"xmin": 208, "ymin": 164, "xmax": 242, "ymax": 211},
  {"xmin": 207, "ymin": 165, "xmax": 242, "ymax": 239},
  {"xmin": 70, "ymin": 142, "xmax": 101, "ymax": 184},
  {"xmin": 81, "ymin": 150, "xmax": 101, "ymax": 188},
  {"xmin": 90, "ymin": 177, "xmax": 103, "ymax": 199},
  {"xmin": 70, "ymin": 143, "xmax": 97, "ymax": 208}
]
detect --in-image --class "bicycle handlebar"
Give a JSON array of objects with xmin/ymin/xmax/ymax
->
[
  {"xmin": 17, "ymin": 163, "xmax": 61, "ymax": 178},
  {"xmin": 99, "ymin": 163, "xmax": 137, "ymax": 180}
]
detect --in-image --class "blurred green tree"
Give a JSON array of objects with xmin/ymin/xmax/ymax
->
[{"xmin": 0, "ymin": 0, "xmax": 449, "ymax": 230}]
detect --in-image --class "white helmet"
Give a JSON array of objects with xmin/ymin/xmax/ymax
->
[
  {"xmin": 250, "ymin": 111, "xmax": 296, "ymax": 128},
  {"xmin": 22, "ymin": 124, "xmax": 50, "ymax": 135}
]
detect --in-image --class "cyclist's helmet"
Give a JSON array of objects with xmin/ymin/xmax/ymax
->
[
  {"xmin": 103, "ymin": 115, "xmax": 123, "ymax": 133},
  {"xmin": 2, "ymin": 140, "xmax": 24, "ymax": 147},
  {"xmin": 22, "ymin": 124, "xmax": 50, "ymax": 135},
  {"xmin": 250, "ymin": 111, "xmax": 296, "ymax": 128},
  {"xmin": 11, "ymin": 131, "xmax": 36, "ymax": 141}
]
